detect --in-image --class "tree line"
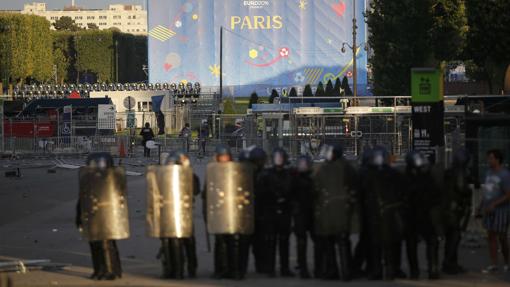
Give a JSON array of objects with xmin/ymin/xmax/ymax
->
[
  {"xmin": 0, "ymin": 14, "xmax": 147, "ymax": 88},
  {"xmin": 368, "ymin": 0, "xmax": 510, "ymax": 95}
]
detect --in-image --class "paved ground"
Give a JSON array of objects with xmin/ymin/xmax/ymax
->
[{"xmin": 0, "ymin": 156, "xmax": 509, "ymax": 286}]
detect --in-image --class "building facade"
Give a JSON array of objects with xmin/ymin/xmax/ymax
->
[{"xmin": 21, "ymin": 2, "xmax": 147, "ymax": 35}]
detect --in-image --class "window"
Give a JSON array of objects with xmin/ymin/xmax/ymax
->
[
  {"xmin": 142, "ymin": 102, "xmax": 148, "ymax": 111},
  {"xmin": 87, "ymin": 16, "xmax": 95, "ymax": 20},
  {"xmin": 113, "ymin": 15, "xmax": 121, "ymax": 19},
  {"xmin": 137, "ymin": 102, "xmax": 141, "ymax": 112},
  {"xmin": 99, "ymin": 15, "xmax": 107, "ymax": 19},
  {"xmin": 127, "ymin": 16, "xmax": 131, "ymax": 19},
  {"xmin": 132, "ymin": 15, "xmax": 136, "ymax": 19},
  {"xmin": 75, "ymin": 16, "xmax": 82, "ymax": 20}
]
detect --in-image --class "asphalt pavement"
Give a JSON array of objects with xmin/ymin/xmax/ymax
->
[{"xmin": 0, "ymin": 156, "xmax": 509, "ymax": 286}]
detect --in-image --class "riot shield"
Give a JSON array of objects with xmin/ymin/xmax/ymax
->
[
  {"xmin": 206, "ymin": 162, "xmax": 254, "ymax": 235},
  {"xmin": 146, "ymin": 164, "xmax": 194, "ymax": 238},
  {"xmin": 79, "ymin": 167, "xmax": 129, "ymax": 241},
  {"xmin": 313, "ymin": 160, "xmax": 352, "ymax": 235}
]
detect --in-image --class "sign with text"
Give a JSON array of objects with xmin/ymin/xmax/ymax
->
[
  {"xmin": 97, "ymin": 104, "xmax": 116, "ymax": 130},
  {"xmin": 411, "ymin": 68, "xmax": 444, "ymax": 160}
]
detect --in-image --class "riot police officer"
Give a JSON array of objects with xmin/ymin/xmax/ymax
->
[
  {"xmin": 442, "ymin": 149, "xmax": 472, "ymax": 274},
  {"xmin": 403, "ymin": 151, "xmax": 443, "ymax": 279},
  {"xmin": 248, "ymin": 147, "xmax": 268, "ymax": 274},
  {"xmin": 359, "ymin": 147, "xmax": 404, "ymax": 280},
  {"xmin": 313, "ymin": 145, "xmax": 357, "ymax": 281},
  {"xmin": 292, "ymin": 155, "xmax": 315, "ymax": 279},
  {"xmin": 177, "ymin": 152, "xmax": 200, "ymax": 278},
  {"xmin": 146, "ymin": 152, "xmax": 196, "ymax": 279},
  {"xmin": 76, "ymin": 153, "xmax": 128, "ymax": 280},
  {"xmin": 257, "ymin": 148, "xmax": 294, "ymax": 277},
  {"xmin": 204, "ymin": 145, "xmax": 254, "ymax": 280}
]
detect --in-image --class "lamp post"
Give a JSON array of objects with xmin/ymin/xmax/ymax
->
[{"xmin": 341, "ymin": 0, "xmax": 358, "ymax": 105}]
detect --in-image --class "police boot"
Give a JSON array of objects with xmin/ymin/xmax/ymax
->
[
  {"xmin": 100, "ymin": 240, "xmax": 117, "ymax": 280},
  {"xmin": 338, "ymin": 233, "xmax": 352, "ymax": 281},
  {"xmin": 111, "ymin": 241, "xmax": 122, "ymax": 279},
  {"xmin": 170, "ymin": 239, "xmax": 184, "ymax": 279},
  {"xmin": 279, "ymin": 234, "xmax": 295, "ymax": 277},
  {"xmin": 265, "ymin": 234, "xmax": 277, "ymax": 277},
  {"xmin": 324, "ymin": 237, "xmax": 339, "ymax": 280},
  {"xmin": 213, "ymin": 235, "xmax": 229, "ymax": 279},
  {"xmin": 351, "ymin": 232, "xmax": 368, "ymax": 279},
  {"xmin": 382, "ymin": 245, "xmax": 396, "ymax": 281},
  {"xmin": 427, "ymin": 239, "xmax": 440, "ymax": 280},
  {"xmin": 297, "ymin": 236, "xmax": 310, "ymax": 279},
  {"xmin": 406, "ymin": 237, "xmax": 420, "ymax": 279},
  {"xmin": 240, "ymin": 235, "xmax": 251, "ymax": 277},
  {"xmin": 442, "ymin": 229, "xmax": 464, "ymax": 274},
  {"xmin": 253, "ymin": 229, "xmax": 264, "ymax": 273},
  {"xmin": 230, "ymin": 235, "xmax": 244, "ymax": 280},
  {"xmin": 89, "ymin": 241, "xmax": 102, "ymax": 279},
  {"xmin": 313, "ymin": 236, "xmax": 324, "ymax": 279},
  {"xmin": 367, "ymin": 245, "xmax": 383, "ymax": 280},
  {"xmin": 393, "ymin": 242, "xmax": 407, "ymax": 279},
  {"xmin": 160, "ymin": 239, "xmax": 173, "ymax": 278},
  {"xmin": 185, "ymin": 236, "xmax": 198, "ymax": 278}
]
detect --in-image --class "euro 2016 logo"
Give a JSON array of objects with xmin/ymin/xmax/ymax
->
[
  {"xmin": 243, "ymin": 1, "xmax": 270, "ymax": 9},
  {"xmin": 233, "ymin": 0, "xmax": 282, "ymax": 30}
]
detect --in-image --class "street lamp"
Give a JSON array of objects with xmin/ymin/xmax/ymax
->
[{"xmin": 341, "ymin": 0, "xmax": 359, "ymax": 105}]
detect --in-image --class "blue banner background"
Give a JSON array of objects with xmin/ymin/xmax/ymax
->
[{"xmin": 148, "ymin": 0, "xmax": 368, "ymax": 96}]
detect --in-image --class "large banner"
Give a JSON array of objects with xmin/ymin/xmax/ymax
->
[{"xmin": 148, "ymin": 0, "xmax": 368, "ymax": 96}]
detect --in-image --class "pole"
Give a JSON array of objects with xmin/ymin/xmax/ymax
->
[
  {"xmin": 352, "ymin": 0, "xmax": 358, "ymax": 105},
  {"xmin": 219, "ymin": 26, "xmax": 223, "ymax": 102},
  {"xmin": 115, "ymin": 40, "xmax": 119, "ymax": 83}
]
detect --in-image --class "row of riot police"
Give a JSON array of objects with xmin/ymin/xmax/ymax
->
[{"xmin": 75, "ymin": 144, "xmax": 472, "ymax": 281}]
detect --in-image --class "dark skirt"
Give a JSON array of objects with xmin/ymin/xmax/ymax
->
[{"xmin": 483, "ymin": 204, "xmax": 510, "ymax": 233}]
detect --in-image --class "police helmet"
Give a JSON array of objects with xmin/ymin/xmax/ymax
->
[
  {"xmin": 325, "ymin": 144, "xmax": 343, "ymax": 162},
  {"xmin": 406, "ymin": 151, "xmax": 427, "ymax": 169},
  {"xmin": 164, "ymin": 152, "xmax": 181, "ymax": 165},
  {"xmin": 296, "ymin": 155, "xmax": 313, "ymax": 173},
  {"xmin": 86, "ymin": 152, "xmax": 114, "ymax": 169},
  {"xmin": 272, "ymin": 147, "xmax": 289, "ymax": 167},
  {"xmin": 369, "ymin": 146, "xmax": 389, "ymax": 168}
]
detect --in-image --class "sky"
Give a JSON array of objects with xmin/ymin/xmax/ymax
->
[{"xmin": 0, "ymin": 0, "xmax": 146, "ymax": 10}]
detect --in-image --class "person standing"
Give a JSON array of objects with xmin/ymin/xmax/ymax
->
[
  {"xmin": 442, "ymin": 149, "xmax": 474, "ymax": 274},
  {"xmin": 359, "ymin": 147, "xmax": 404, "ymax": 280},
  {"xmin": 140, "ymin": 122, "xmax": 155, "ymax": 158},
  {"xmin": 312, "ymin": 145, "xmax": 357, "ymax": 281},
  {"xmin": 478, "ymin": 149, "xmax": 510, "ymax": 273},
  {"xmin": 76, "ymin": 153, "xmax": 129, "ymax": 280},
  {"xmin": 179, "ymin": 123, "xmax": 192, "ymax": 153},
  {"xmin": 292, "ymin": 155, "xmax": 315, "ymax": 279},
  {"xmin": 204, "ymin": 145, "xmax": 254, "ymax": 280},
  {"xmin": 258, "ymin": 148, "xmax": 295, "ymax": 277},
  {"xmin": 402, "ymin": 151, "xmax": 443, "ymax": 279}
]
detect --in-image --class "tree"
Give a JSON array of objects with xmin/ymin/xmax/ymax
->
[
  {"xmin": 0, "ymin": 14, "xmax": 53, "ymax": 84},
  {"xmin": 303, "ymin": 84, "xmax": 313, "ymax": 98},
  {"xmin": 333, "ymin": 78, "xmax": 342, "ymax": 97},
  {"xmin": 53, "ymin": 16, "xmax": 81, "ymax": 31},
  {"xmin": 31, "ymin": 16, "xmax": 53, "ymax": 82},
  {"xmin": 341, "ymin": 76, "xmax": 353, "ymax": 96},
  {"xmin": 87, "ymin": 23, "xmax": 99, "ymax": 30},
  {"xmin": 465, "ymin": 0, "xmax": 510, "ymax": 93},
  {"xmin": 248, "ymin": 91, "xmax": 259, "ymax": 108},
  {"xmin": 269, "ymin": 89, "xmax": 279, "ymax": 103},
  {"xmin": 315, "ymin": 81, "xmax": 325, "ymax": 97},
  {"xmin": 289, "ymin": 87, "xmax": 297, "ymax": 98},
  {"xmin": 367, "ymin": 0, "xmax": 467, "ymax": 96},
  {"xmin": 325, "ymin": 79, "xmax": 334, "ymax": 97}
]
